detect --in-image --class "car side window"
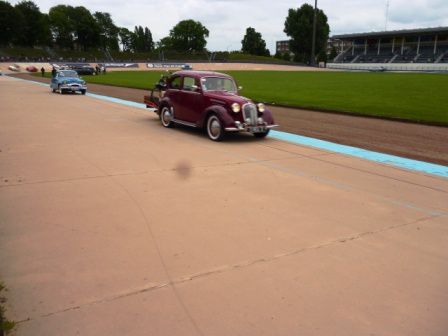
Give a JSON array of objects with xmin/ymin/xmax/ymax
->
[
  {"xmin": 170, "ymin": 76, "xmax": 182, "ymax": 90},
  {"xmin": 182, "ymin": 77, "xmax": 196, "ymax": 91}
]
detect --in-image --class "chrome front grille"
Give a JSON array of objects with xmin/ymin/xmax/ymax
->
[{"xmin": 242, "ymin": 103, "xmax": 257, "ymax": 126}]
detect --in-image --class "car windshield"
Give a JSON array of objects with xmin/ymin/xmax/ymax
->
[
  {"xmin": 59, "ymin": 70, "xmax": 78, "ymax": 78},
  {"xmin": 201, "ymin": 77, "xmax": 237, "ymax": 93}
]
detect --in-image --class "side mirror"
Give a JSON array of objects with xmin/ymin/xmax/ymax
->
[{"xmin": 191, "ymin": 85, "xmax": 200, "ymax": 91}]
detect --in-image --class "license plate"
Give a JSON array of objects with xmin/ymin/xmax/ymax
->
[
  {"xmin": 251, "ymin": 127, "xmax": 265, "ymax": 133},
  {"xmin": 71, "ymin": 87, "xmax": 77, "ymax": 91}
]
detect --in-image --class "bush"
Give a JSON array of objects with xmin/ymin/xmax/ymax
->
[{"xmin": 0, "ymin": 282, "xmax": 15, "ymax": 334}]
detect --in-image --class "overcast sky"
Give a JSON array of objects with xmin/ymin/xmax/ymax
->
[{"xmin": 10, "ymin": 0, "xmax": 448, "ymax": 52}]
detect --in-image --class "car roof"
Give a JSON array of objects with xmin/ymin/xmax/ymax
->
[{"xmin": 172, "ymin": 70, "xmax": 232, "ymax": 79}]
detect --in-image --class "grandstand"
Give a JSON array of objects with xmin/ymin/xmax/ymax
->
[{"xmin": 331, "ymin": 27, "xmax": 448, "ymax": 64}]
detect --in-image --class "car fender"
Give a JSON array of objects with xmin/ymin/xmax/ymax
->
[
  {"xmin": 200, "ymin": 105, "xmax": 234, "ymax": 128},
  {"xmin": 159, "ymin": 97, "xmax": 173, "ymax": 113},
  {"xmin": 261, "ymin": 108, "xmax": 274, "ymax": 125}
]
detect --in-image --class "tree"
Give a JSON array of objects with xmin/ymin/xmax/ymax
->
[
  {"xmin": 131, "ymin": 25, "xmax": 153, "ymax": 52},
  {"xmin": 282, "ymin": 52, "xmax": 291, "ymax": 62},
  {"xmin": 284, "ymin": 4, "xmax": 329, "ymax": 64},
  {"xmin": 167, "ymin": 20, "xmax": 209, "ymax": 52},
  {"xmin": 143, "ymin": 27, "xmax": 154, "ymax": 51},
  {"xmin": 94, "ymin": 12, "xmax": 119, "ymax": 51},
  {"xmin": 329, "ymin": 46, "xmax": 337, "ymax": 61},
  {"xmin": 49, "ymin": 5, "xmax": 99, "ymax": 50},
  {"xmin": 14, "ymin": 1, "xmax": 50, "ymax": 47},
  {"xmin": 49, "ymin": 5, "xmax": 76, "ymax": 49},
  {"xmin": 37, "ymin": 13, "xmax": 52, "ymax": 47},
  {"xmin": 241, "ymin": 27, "xmax": 270, "ymax": 56},
  {"xmin": 157, "ymin": 36, "xmax": 173, "ymax": 50},
  {"xmin": 0, "ymin": 0, "xmax": 25, "ymax": 46},
  {"xmin": 70, "ymin": 6, "xmax": 99, "ymax": 51},
  {"xmin": 317, "ymin": 49, "xmax": 327, "ymax": 63},
  {"xmin": 133, "ymin": 26, "xmax": 143, "ymax": 51},
  {"xmin": 118, "ymin": 27, "xmax": 135, "ymax": 52}
]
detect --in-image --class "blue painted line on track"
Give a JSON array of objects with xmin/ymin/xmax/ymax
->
[
  {"xmin": 6, "ymin": 75, "xmax": 448, "ymax": 179},
  {"xmin": 6, "ymin": 75, "xmax": 48, "ymax": 87},
  {"xmin": 86, "ymin": 92, "xmax": 147, "ymax": 109},
  {"xmin": 5, "ymin": 75, "xmax": 149, "ymax": 109},
  {"xmin": 269, "ymin": 130, "xmax": 448, "ymax": 179}
]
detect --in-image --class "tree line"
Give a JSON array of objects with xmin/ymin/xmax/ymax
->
[
  {"xmin": 0, "ymin": 1, "xmax": 155, "ymax": 52},
  {"xmin": 0, "ymin": 1, "xmax": 329, "ymax": 62}
]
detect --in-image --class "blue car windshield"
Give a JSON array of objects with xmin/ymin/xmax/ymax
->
[{"xmin": 59, "ymin": 70, "xmax": 79, "ymax": 78}]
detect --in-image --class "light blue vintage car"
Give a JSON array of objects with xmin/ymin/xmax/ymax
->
[{"xmin": 50, "ymin": 70, "xmax": 87, "ymax": 94}]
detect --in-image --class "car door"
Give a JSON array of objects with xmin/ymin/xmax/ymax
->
[
  {"xmin": 166, "ymin": 76, "xmax": 184, "ymax": 119},
  {"xmin": 178, "ymin": 76, "xmax": 202, "ymax": 123}
]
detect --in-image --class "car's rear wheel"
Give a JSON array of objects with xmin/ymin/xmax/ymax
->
[
  {"xmin": 52, "ymin": 88, "xmax": 56, "ymax": 93},
  {"xmin": 160, "ymin": 106, "xmax": 174, "ymax": 128},
  {"xmin": 253, "ymin": 130, "xmax": 270, "ymax": 138},
  {"xmin": 206, "ymin": 114, "xmax": 225, "ymax": 141}
]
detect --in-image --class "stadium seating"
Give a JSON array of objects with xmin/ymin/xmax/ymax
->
[
  {"xmin": 332, "ymin": 28, "xmax": 448, "ymax": 65},
  {"xmin": 337, "ymin": 44, "xmax": 448, "ymax": 64}
]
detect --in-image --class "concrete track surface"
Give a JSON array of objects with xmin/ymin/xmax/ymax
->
[
  {"xmin": 1, "ymin": 76, "xmax": 448, "ymax": 336},
  {"xmin": 14, "ymin": 73, "xmax": 448, "ymax": 166}
]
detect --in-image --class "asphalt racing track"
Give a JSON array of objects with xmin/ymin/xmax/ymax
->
[{"xmin": 1, "ymin": 76, "xmax": 448, "ymax": 335}]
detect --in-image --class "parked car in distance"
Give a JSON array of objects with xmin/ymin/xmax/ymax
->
[
  {"xmin": 26, "ymin": 65, "xmax": 38, "ymax": 72},
  {"xmin": 8, "ymin": 64, "xmax": 20, "ymax": 72},
  {"xmin": 70, "ymin": 64, "xmax": 96, "ymax": 75},
  {"xmin": 50, "ymin": 70, "xmax": 87, "ymax": 95},
  {"xmin": 181, "ymin": 64, "xmax": 193, "ymax": 70},
  {"xmin": 144, "ymin": 71, "xmax": 278, "ymax": 141}
]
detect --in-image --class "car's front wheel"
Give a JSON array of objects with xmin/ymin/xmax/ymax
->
[
  {"xmin": 206, "ymin": 114, "xmax": 225, "ymax": 141},
  {"xmin": 160, "ymin": 106, "xmax": 174, "ymax": 128},
  {"xmin": 58, "ymin": 84, "xmax": 64, "ymax": 94},
  {"xmin": 81, "ymin": 90, "xmax": 86, "ymax": 95},
  {"xmin": 253, "ymin": 130, "xmax": 270, "ymax": 138}
]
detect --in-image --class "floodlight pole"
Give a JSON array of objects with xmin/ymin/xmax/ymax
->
[{"xmin": 311, "ymin": 0, "xmax": 318, "ymax": 66}]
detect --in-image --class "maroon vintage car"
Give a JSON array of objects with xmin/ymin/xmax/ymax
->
[{"xmin": 144, "ymin": 71, "xmax": 277, "ymax": 141}]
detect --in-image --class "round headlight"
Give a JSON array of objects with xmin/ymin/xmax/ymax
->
[
  {"xmin": 231, "ymin": 103, "xmax": 241, "ymax": 113},
  {"xmin": 257, "ymin": 103, "xmax": 266, "ymax": 113}
]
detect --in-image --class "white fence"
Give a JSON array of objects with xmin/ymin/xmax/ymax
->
[{"xmin": 327, "ymin": 63, "xmax": 448, "ymax": 72}]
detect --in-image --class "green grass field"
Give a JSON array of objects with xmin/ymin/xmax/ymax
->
[{"xmin": 46, "ymin": 70, "xmax": 448, "ymax": 124}]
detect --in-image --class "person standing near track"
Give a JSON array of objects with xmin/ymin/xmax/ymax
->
[{"xmin": 41, "ymin": 67, "xmax": 45, "ymax": 77}]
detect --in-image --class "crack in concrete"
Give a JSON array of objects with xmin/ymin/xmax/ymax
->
[{"xmin": 16, "ymin": 214, "xmax": 439, "ymax": 325}]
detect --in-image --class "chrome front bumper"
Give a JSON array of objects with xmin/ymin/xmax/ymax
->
[
  {"xmin": 60, "ymin": 84, "xmax": 87, "ymax": 91},
  {"xmin": 225, "ymin": 124, "xmax": 279, "ymax": 132}
]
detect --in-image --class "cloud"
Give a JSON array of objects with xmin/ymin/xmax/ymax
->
[{"xmin": 10, "ymin": 0, "xmax": 448, "ymax": 52}]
